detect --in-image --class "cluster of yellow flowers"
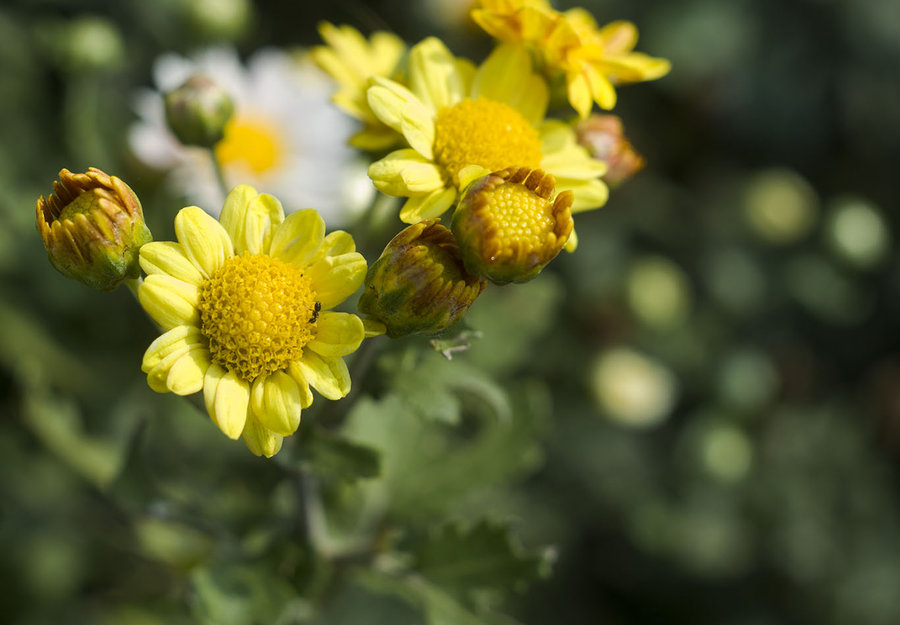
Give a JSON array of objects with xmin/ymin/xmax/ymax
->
[
  {"xmin": 312, "ymin": 0, "xmax": 668, "ymax": 334},
  {"xmin": 35, "ymin": 0, "xmax": 668, "ymax": 458}
]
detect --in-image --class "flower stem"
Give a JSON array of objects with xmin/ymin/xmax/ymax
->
[
  {"xmin": 208, "ymin": 148, "xmax": 229, "ymax": 201},
  {"xmin": 123, "ymin": 276, "xmax": 143, "ymax": 301}
]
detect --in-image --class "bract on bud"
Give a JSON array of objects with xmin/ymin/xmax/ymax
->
[
  {"xmin": 36, "ymin": 168, "xmax": 152, "ymax": 291},
  {"xmin": 451, "ymin": 167, "xmax": 573, "ymax": 285},
  {"xmin": 358, "ymin": 221, "xmax": 487, "ymax": 338},
  {"xmin": 575, "ymin": 115, "xmax": 646, "ymax": 187},
  {"xmin": 164, "ymin": 75, "xmax": 235, "ymax": 148}
]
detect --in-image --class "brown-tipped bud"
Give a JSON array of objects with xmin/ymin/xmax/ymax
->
[
  {"xmin": 451, "ymin": 167, "xmax": 574, "ymax": 285},
  {"xmin": 36, "ymin": 168, "xmax": 152, "ymax": 291},
  {"xmin": 575, "ymin": 115, "xmax": 646, "ymax": 187},
  {"xmin": 164, "ymin": 75, "xmax": 235, "ymax": 148},
  {"xmin": 358, "ymin": 220, "xmax": 487, "ymax": 338}
]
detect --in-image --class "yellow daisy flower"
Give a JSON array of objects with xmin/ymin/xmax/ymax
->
[
  {"xmin": 365, "ymin": 37, "xmax": 608, "ymax": 237},
  {"xmin": 138, "ymin": 185, "xmax": 368, "ymax": 458},
  {"xmin": 471, "ymin": 0, "xmax": 671, "ymax": 117},
  {"xmin": 312, "ymin": 22, "xmax": 407, "ymax": 151}
]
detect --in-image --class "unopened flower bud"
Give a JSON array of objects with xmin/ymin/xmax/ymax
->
[
  {"xmin": 36, "ymin": 168, "xmax": 152, "ymax": 291},
  {"xmin": 576, "ymin": 115, "xmax": 646, "ymax": 187},
  {"xmin": 451, "ymin": 167, "xmax": 573, "ymax": 285},
  {"xmin": 164, "ymin": 75, "xmax": 235, "ymax": 148},
  {"xmin": 358, "ymin": 221, "xmax": 487, "ymax": 338}
]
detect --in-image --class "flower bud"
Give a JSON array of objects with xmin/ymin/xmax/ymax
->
[
  {"xmin": 36, "ymin": 168, "xmax": 152, "ymax": 291},
  {"xmin": 451, "ymin": 167, "xmax": 573, "ymax": 285},
  {"xmin": 575, "ymin": 115, "xmax": 646, "ymax": 187},
  {"xmin": 164, "ymin": 75, "xmax": 235, "ymax": 148},
  {"xmin": 358, "ymin": 221, "xmax": 487, "ymax": 338}
]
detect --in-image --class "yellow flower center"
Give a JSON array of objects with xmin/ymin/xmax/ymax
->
[
  {"xmin": 214, "ymin": 116, "xmax": 285, "ymax": 175},
  {"xmin": 59, "ymin": 189, "xmax": 102, "ymax": 221},
  {"xmin": 433, "ymin": 97, "xmax": 542, "ymax": 187},
  {"xmin": 483, "ymin": 182, "xmax": 558, "ymax": 255},
  {"xmin": 197, "ymin": 252, "xmax": 318, "ymax": 382}
]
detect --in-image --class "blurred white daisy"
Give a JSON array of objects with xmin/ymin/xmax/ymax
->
[{"xmin": 129, "ymin": 47, "xmax": 373, "ymax": 225}]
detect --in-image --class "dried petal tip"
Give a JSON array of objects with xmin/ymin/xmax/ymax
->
[
  {"xmin": 358, "ymin": 220, "xmax": 487, "ymax": 338},
  {"xmin": 576, "ymin": 115, "xmax": 646, "ymax": 187},
  {"xmin": 451, "ymin": 167, "xmax": 574, "ymax": 285},
  {"xmin": 35, "ymin": 167, "xmax": 152, "ymax": 291},
  {"xmin": 165, "ymin": 75, "xmax": 235, "ymax": 148}
]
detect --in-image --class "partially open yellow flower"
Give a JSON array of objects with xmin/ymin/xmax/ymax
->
[
  {"xmin": 451, "ymin": 167, "xmax": 573, "ymax": 284},
  {"xmin": 366, "ymin": 37, "xmax": 607, "ymax": 226},
  {"xmin": 312, "ymin": 22, "xmax": 407, "ymax": 151},
  {"xmin": 36, "ymin": 167, "xmax": 152, "ymax": 291},
  {"xmin": 138, "ymin": 185, "xmax": 368, "ymax": 457},
  {"xmin": 471, "ymin": 1, "xmax": 670, "ymax": 117}
]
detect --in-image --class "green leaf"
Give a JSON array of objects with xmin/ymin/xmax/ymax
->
[
  {"xmin": 354, "ymin": 570, "xmax": 520, "ymax": 625},
  {"xmin": 285, "ymin": 425, "xmax": 380, "ymax": 482},
  {"xmin": 191, "ymin": 563, "xmax": 314, "ymax": 625},
  {"xmin": 342, "ymin": 383, "xmax": 548, "ymax": 519},
  {"xmin": 389, "ymin": 350, "xmax": 511, "ymax": 425},
  {"xmin": 413, "ymin": 519, "xmax": 553, "ymax": 596}
]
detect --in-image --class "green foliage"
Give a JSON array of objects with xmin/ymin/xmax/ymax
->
[
  {"xmin": 412, "ymin": 519, "xmax": 553, "ymax": 597},
  {"xmin": 285, "ymin": 425, "xmax": 381, "ymax": 482}
]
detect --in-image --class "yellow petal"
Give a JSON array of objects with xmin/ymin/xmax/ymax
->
[
  {"xmin": 287, "ymin": 362, "xmax": 315, "ymax": 409},
  {"xmin": 564, "ymin": 226, "xmax": 578, "ymax": 252},
  {"xmin": 308, "ymin": 312, "xmax": 365, "ymax": 358},
  {"xmin": 597, "ymin": 20, "xmax": 638, "ymax": 54},
  {"xmin": 369, "ymin": 149, "xmax": 444, "ymax": 196},
  {"xmin": 542, "ymin": 148, "xmax": 607, "ymax": 179},
  {"xmin": 203, "ymin": 363, "xmax": 226, "ymax": 419},
  {"xmin": 316, "ymin": 231, "xmax": 356, "ymax": 258},
  {"xmin": 367, "ymin": 77, "xmax": 423, "ymax": 134},
  {"xmin": 166, "ymin": 348, "xmax": 210, "ymax": 395},
  {"xmin": 250, "ymin": 371, "xmax": 303, "ymax": 436},
  {"xmin": 558, "ymin": 178, "xmax": 609, "ymax": 213},
  {"xmin": 246, "ymin": 193, "xmax": 285, "ymax": 255},
  {"xmin": 294, "ymin": 351, "xmax": 351, "ymax": 400},
  {"xmin": 458, "ymin": 165, "xmax": 491, "ymax": 190},
  {"xmin": 270, "ymin": 209, "xmax": 326, "ymax": 268},
  {"xmin": 400, "ymin": 102, "xmax": 436, "ymax": 160},
  {"xmin": 305, "ymin": 252, "xmax": 366, "ymax": 310},
  {"xmin": 174, "ymin": 206, "xmax": 233, "ymax": 278},
  {"xmin": 139, "ymin": 242, "xmax": 203, "ymax": 286},
  {"xmin": 566, "ymin": 71, "xmax": 594, "ymax": 119},
  {"xmin": 211, "ymin": 370, "xmax": 250, "ymax": 440},
  {"xmin": 409, "ymin": 37, "xmax": 465, "ymax": 111},
  {"xmin": 398, "ymin": 188, "xmax": 457, "ymax": 223},
  {"xmin": 145, "ymin": 347, "xmax": 192, "ymax": 393},
  {"xmin": 144, "ymin": 340, "xmax": 204, "ymax": 394},
  {"xmin": 585, "ymin": 67, "xmax": 616, "ymax": 111},
  {"xmin": 141, "ymin": 325, "xmax": 204, "ymax": 373},
  {"xmin": 508, "ymin": 72, "xmax": 549, "ymax": 127},
  {"xmin": 241, "ymin": 415, "xmax": 283, "ymax": 458},
  {"xmin": 471, "ymin": 42, "xmax": 533, "ymax": 107},
  {"xmin": 218, "ymin": 184, "xmax": 257, "ymax": 244},
  {"xmin": 218, "ymin": 185, "xmax": 285, "ymax": 255},
  {"xmin": 139, "ymin": 274, "xmax": 200, "ymax": 330}
]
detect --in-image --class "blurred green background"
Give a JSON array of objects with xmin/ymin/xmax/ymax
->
[{"xmin": 2, "ymin": 0, "xmax": 900, "ymax": 624}]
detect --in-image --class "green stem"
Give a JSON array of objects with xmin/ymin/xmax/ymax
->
[
  {"xmin": 208, "ymin": 148, "xmax": 229, "ymax": 200},
  {"xmin": 123, "ymin": 276, "xmax": 142, "ymax": 301}
]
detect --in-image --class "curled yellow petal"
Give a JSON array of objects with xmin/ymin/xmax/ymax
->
[
  {"xmin": 250, "ymin": 371, "xmax": 303, "ymax": 436},
  {"xmin": 241, "ymin": 415, "xmax": 283, "ymax": 458},
  {"xmin": 308, "ymin": 312, "xmax": 365, "ymax": 358},
  {"xmin": 138, "ymin": 274, "xmax": 200, "ymax": 330},
  {"xmin": 294, "ymin": 351, "xmax": 351, "ymax": 400},
  {"xmin": 139, "ymin": 242, "xmax": 203, "ymax": 286},
  {"xmin": 174, "ymin": 206, "xmax": 233, "ymax": 278}
]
